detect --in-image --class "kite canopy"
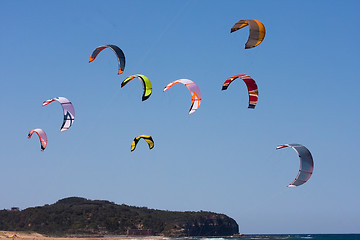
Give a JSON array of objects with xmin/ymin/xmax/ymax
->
[
  {"xmin": 121, "ymin": 74, "xmax": 152, "ymax": 101},
  {"xmin": 42, "ymin": 97, "xmax": 75, "ymax": 132},
  {"xmin": 89, "ymin": 44, "xmax": 126, "ymax": 75},
  {"xmin": 276, "ymin": 144, "xmax": 314, "ymax": 187},
  {"xmin": 131, "ymin": 135, "xmax": 154, "ymax": 152},
  {"xmin": 222, "ymin": 74, "xmax": 258, "ymax": 109},
  {"xmin": 231, "ymin": 19, "xmax": 266, "ymax": 49},
  {"xmin": 28, "ymin": 128, "xmax": 47, "ymax": 151},
  {"xmin": 163, "ymin": 79, "xmax": 202, "ymax": 114}
]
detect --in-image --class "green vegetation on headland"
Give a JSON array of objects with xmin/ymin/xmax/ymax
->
[{"xmin": 0, "ymin": 197, "xmax": 239, "ymax": 237}]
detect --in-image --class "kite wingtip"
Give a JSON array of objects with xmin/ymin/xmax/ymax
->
[{"xmin": 142, "ymin": 95, "xmax": 150, "ymax": 101}]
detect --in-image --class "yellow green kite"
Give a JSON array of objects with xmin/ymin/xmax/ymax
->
[
  {"xmin": 131, "ymin": 135, "xmax": 154, "ymax": 152},
  {"xmin": 121, "ymin": 74, "xmax": 152, "ymax": 101}
]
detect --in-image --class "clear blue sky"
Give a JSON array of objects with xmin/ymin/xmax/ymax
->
[{"xmin": 0, "ymin": 0, "xmax": 359, "ymax": 235}]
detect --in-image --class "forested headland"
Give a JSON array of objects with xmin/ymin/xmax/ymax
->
[{"xmin": 0, "ymin": 197, "xmax": 239, "ymax": 237}]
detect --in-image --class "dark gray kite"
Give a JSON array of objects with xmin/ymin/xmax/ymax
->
[{"xmin": 231, "ymin": 19, "xmax": 266, "ymax": 49}]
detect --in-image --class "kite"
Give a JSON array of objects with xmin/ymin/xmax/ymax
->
[
  {"xmin": 89, "ymin": 45, "xmax": 126, "ymax": 75},
  {"xmin": 121, "ymin": 74, "xmax": 152, "ymax": 101},
  {"xmin": 276, "ymin": 144, "xmax": 314, "ymax": 187},
  {"xmin": 222, "ymin": 74, "xmax": 258, "ymax": 109},
  {"xmin": 163, "ymin": 79, "xmax": 201, "ymax": 114},
  {"xmin": 28, "ymin": 128, "xmax": 48, "ymax": 151},
  {"xmin": 42, "ymin": 97, "xmax": 75, "ymax": 132},
  {"xmin": 231, "ymin": 19, "xmax": 266, "ymax": 49},
  {"xmin": 131, "ymin": 135, "xmax": 154, "ymax": 152}
]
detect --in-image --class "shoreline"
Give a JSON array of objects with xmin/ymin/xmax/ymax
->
[
  {"xmin": 0, "ymin": 231, "xmax": 170, "ymax": 240},
  {"xmin": 0, "ymin": 232, "xmax": 249, "ymax": 240},
  {"xmin": 2, "ymin": 232, "xmax": 357, "ymax": 240}
]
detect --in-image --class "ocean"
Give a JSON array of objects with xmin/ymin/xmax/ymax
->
[
  {"xmin": 188, "ymin": 236, "xmax": 360, "ymax": 240},
  {"xmin": 106, "ymin": 236, "xmax": 360, "ymax": 240}
]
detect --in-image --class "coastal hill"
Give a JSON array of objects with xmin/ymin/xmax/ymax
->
[{"xmin": 0, "ymin": 197, "xmax": 239, "ymax": 237}]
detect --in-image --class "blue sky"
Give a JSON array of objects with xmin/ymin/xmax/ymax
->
[{"xmin": 0, "ymin": 0, "xmax": 359, "ymax": 234}]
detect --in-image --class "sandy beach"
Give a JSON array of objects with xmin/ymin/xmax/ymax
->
[{"xmin": 0, "ymin": 231, "xmax": 169, "ymax": 240}]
